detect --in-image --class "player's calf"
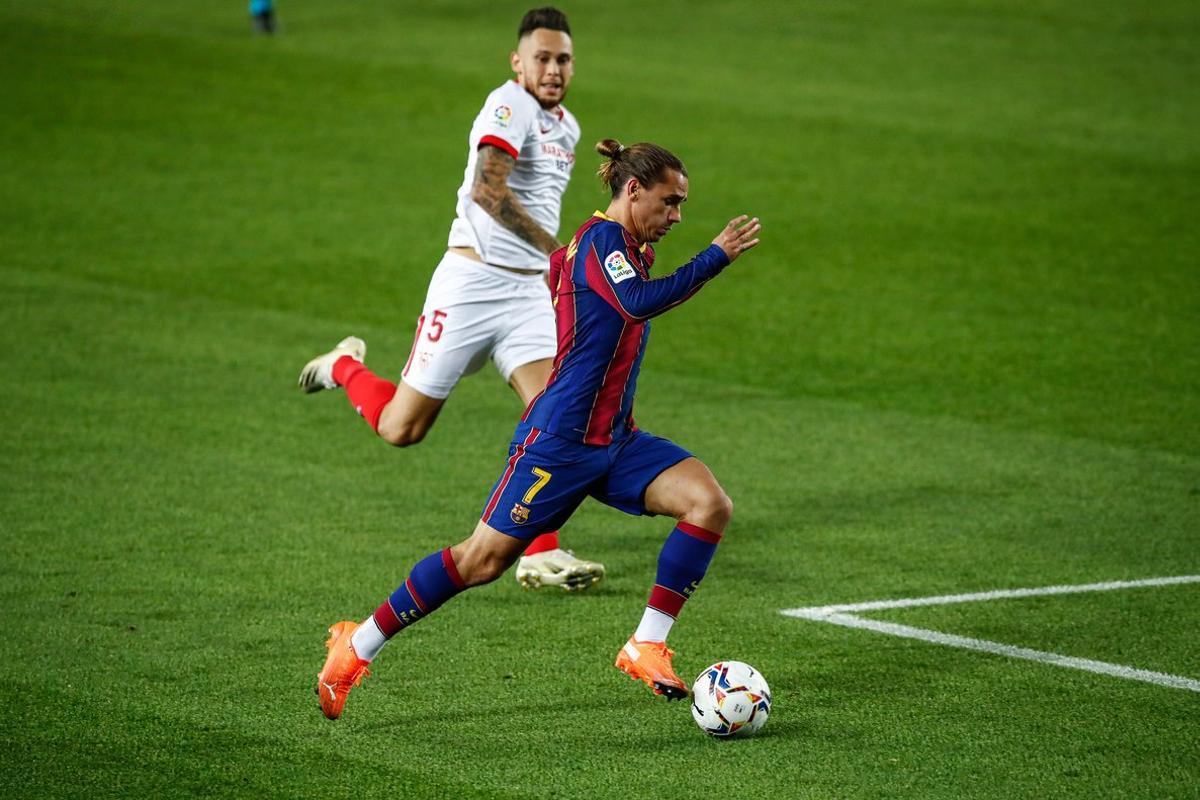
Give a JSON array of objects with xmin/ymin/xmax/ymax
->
[{"xmin": 375, "ymin": 383, "xmax": 445, "ymax": 447}]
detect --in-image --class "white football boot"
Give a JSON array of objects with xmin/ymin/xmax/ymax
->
[
  {"xmin": 515, "ymin": 548, "xmax": 606, "ymax": 592},
  {"xmin": 298, "ymin": 336, "xmax": 366, "ymax": 393}
]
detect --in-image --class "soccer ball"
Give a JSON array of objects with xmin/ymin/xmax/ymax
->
[{"xmin": 690, "ymin": 661, "xmax": 772, "ymax": 738}]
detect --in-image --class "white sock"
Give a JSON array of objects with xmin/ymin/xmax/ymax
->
[
  {"xmin": 633, "ymin": 607, "xmax": 674, "ymax": 643},
  {"xmin": 349, "ymin": 616, "xmax": 388, "ymax": 662}
]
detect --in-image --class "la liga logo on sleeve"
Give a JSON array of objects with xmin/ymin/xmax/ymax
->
[
  {"xmin": 492, "ymin": 105, "xmax": 513, "ymax": 127},
  {"xmin": 604, "ymin": 251, "xmax": 635, "ymax": 283}
]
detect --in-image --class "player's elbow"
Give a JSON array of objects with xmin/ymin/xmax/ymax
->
[
  {"xmin": 612, "ymin": 297, "xmax": 650, "ymax": 322},
  {"xmin": 620, "ymin": 292, "xmax": 662, "ymax": 322},
  {"xmin": 470, "ymin": 182, "xmax": 499, "ymax": 213}
]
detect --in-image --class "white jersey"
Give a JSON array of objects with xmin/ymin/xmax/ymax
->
[{"xmin": 447, "ymin": 80, "xmax": 580, "ymax": 270}]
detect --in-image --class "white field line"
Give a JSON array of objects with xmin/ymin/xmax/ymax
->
[
  {"xmin": 780, "ymin": 575, "xmax": 1200, "ymax": 693},
  {"xmin": 781, "ymin": 574, "xmax": 1200, "ymax": 616}
]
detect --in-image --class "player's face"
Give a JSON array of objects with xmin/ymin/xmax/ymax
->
[
  {"xmin": 630, "ymin": 170, "xmax": 689, "ymax": 244},
  {"xmin": 511, "ymin": 29, "xmax": 574, "ymax": 109}
]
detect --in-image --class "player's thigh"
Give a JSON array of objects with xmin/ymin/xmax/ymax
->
[
  {"xmin": 507, "ymin": 358, "xmax": 553, "ymax": 405},
  {"xmin": 401, "ymin": 255, "xmax": 509, "ymax": 399},
  {"xmin": 592, "ymin": 431, "xmax": 695, "ymax": 517},
  {"xmin": 641, "ymin": 455, "xmax": 731, "ymax": 524},
  {"xmin": 479, "ymin": 426, "xmax": 603, "ymax": 540},
  {"xmin": 492, "ymin": 274, "xmax": 555, "ymax": 392}
]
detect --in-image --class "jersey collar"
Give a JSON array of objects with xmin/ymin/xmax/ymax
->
[{"xmin": 592, "ymin": 211, "xmax": 650, "ymax": 254}]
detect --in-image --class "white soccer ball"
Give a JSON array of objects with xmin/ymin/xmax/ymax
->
[{"xmin": 690, "ymin": 661, "xmax": 772, "ymax": 738}]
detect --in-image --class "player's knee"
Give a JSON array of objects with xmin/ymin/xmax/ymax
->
[
  {"xmin": 690, "ymin": 486, "xmax": 733, "ymax": 532},
  {"xmin": 459, "ymin": 552, "xmax": 508, "ymax": 587},
  {"xmin": 710, "ymin": 489, "xmax": 734, "ymax": 530},
  {"xmin": 377, "ymin": 419, "xmax": 428, "ymax": 448},
  {"xmin": 450, "ymin": 539, "xmax": 511, "ymax": 587},
  {"xmin": 470, "ymin": 561, "xmax": 507, "ymax": 586}
]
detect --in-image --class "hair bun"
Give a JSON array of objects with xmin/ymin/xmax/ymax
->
[
  {"xmin": 595, "ymin": 140, "xmax": 686, "ymax": 198},
  {"xmin": 595, "ymin": 138, "xmax": 624, "ymax": 159}
]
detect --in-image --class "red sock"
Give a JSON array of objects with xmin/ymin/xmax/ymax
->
[
  {"xmin": 332, "ymin": 356, "xmax": 396, "ymax": 432},
  {"xmin": 523, "ymin": 531, "xmax": 560, "ymax": 556}
]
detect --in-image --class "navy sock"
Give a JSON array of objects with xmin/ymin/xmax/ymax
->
[
  {"xmin": 372, "ymin": 548, "xmax": 466, "ymax": 637},
  {"xmin": 646, "ymin": 522, "xmax": 722, "ymax": 621}
]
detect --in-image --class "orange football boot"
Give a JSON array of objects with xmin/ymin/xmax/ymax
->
[
  {"xmin": 614, "ymin": 637, "xmax": 689, "ymax": 700},
  {"xmin": 316, "ymin": 620, "xmax": 370, "ymax": 720}
]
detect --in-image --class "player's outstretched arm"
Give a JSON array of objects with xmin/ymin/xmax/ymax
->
[
  {"xmin": 590, "ymin": 216, "xmax": 761, "ymax": 321},
  {"xmin": 471, "ymin": 145, "xmax": 562, "ymax": 255},
  {"xmin": 711, "ymin": 215, "xmax": 761, "ymax": 263}
]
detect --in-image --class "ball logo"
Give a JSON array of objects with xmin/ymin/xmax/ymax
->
[
  {"xmin": 493, "ymin": 104, "xmax": 513, "ymax": 128},
  {"xmin": 604, "ymin": 250, "xmax": 635, "ymax": 283}
]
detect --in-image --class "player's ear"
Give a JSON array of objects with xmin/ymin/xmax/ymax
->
[
  {"xmin": 626, "ymin": 178, "xmax": 640, "ymax": 202},
  {"xmin": 510, "ymin": 50, "xmax": 522, "ymax": 75}
]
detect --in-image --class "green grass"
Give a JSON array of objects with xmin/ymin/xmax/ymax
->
[{"xmin": 2, "ymin": 1, "xmax": 1198, "ymax": 798}]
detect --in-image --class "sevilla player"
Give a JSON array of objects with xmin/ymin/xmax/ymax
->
[{"xmin": 299, "ymin": 8, "xmax": 603, "ymax": 590}]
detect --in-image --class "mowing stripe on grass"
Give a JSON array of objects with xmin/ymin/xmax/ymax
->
[{"xmin": 781, "ymin": 576, "xmax": 1200, "ymax": 693}]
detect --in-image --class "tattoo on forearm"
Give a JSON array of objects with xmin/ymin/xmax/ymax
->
[{"xmin": 472, "ymin": 146, "xmax": 560, "ymax": 254}]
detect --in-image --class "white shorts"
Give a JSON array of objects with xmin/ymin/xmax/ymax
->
[{"xmin": 400, "ymin": 251, "xmax": 555, "ymax": 400}]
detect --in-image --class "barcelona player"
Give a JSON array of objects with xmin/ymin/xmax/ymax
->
[
  {"xmin": 297, "ymin": 8, "xmax": 605, "ymax": 591},
  {"xmin": 315, "ymin": 139, "xmax": 761, "ymax": 719}
]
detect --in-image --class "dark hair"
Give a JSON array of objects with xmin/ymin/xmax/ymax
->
[
  {"xmin": 595, "ymin": 139, "xmax": 687, "ymax": 197},
  {"xmin": 518, "ymin": 7, "xmax": 570, "ymax": 39}
]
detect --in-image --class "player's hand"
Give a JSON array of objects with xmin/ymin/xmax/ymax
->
[{"xmin": 712, "ymin": 215, "xmax": 761, "ymax": 263}]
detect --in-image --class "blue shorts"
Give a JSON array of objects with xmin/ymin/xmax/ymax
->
[{"xmin": 479, "ymin": 423, "xmax": 692, "ymax": 540}]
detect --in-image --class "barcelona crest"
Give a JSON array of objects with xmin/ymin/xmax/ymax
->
[{"xmin": 510, "ymin": 503, "xmax": 530, "ymax": 524}]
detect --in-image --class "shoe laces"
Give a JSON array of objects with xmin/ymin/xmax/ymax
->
[
  {"xmin": 636, "ymin": 639, "xmax": 675, "ymax": 660},
  {"xmin": 350, "ymin": 664, "xmax": 370, "ymax": 687},
  {"xmin": 326, "ymin": 652, "xmax": 371, "ymax": 689},
  {"xmin": 330, "ymin": 663, "xmax": 370, "ymax": 692}
]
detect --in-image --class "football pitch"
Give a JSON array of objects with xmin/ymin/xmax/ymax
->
[{"xmin": 2, "ymin": 0, "xmax": 1198, "ymax": 797}]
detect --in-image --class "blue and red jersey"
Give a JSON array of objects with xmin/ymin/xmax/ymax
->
[{"xmin": 520, "ymin": 212, "xmax": 730, "ymax": 445}]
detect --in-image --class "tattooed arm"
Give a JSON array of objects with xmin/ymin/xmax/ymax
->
[{"xmin": 470, "ymin": 145, "xmax": 562, "ymax": 255}]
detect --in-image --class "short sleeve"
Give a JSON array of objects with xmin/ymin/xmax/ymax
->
[{"xmin": 476, "ymin": 89, "xmax": 533, "ymax": 160}]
